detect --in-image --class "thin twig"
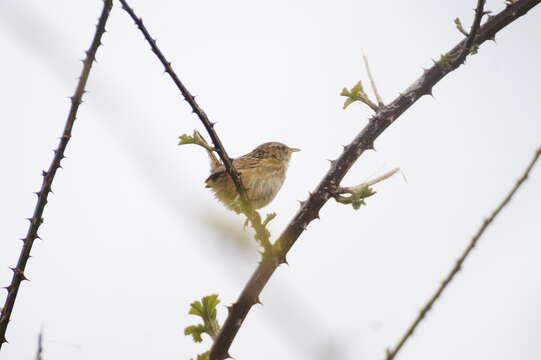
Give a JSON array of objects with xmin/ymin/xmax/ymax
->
[
  {"xmin": 333, "ymin": 168, "xmax": 399, "ymax": 206},
  {"xmin": 119, "ymin": 0, "xmax": 273, "ymax": 254},
  {"xmin": 363, "ymin": 54, "xmax": 384, "ymax": 108},
  {"xmin": 385, "ymin": 146, "xmax": 541, "ymax": 360},
  {"xmin": 35, "ymin": 328, "xmax": 43, "ymax": 360},
  {"xmin": 339, "ymin": 168, "xmax": 399, "ymax": 194},
  {"xmin": 0, "ymin": 0, "xmax": 112, "ymax": 349},
  {"xmin": 458, "ymin": 0, "xmax": 486, "ymax": 61},
  {"xmin": 208, "ymin": 1, "xmax": 541, "ymax": 358}
]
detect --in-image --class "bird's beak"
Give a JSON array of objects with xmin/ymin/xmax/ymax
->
[{"xmin": 288, "ymin": 148, "xmax": 301, "ymax": 153}]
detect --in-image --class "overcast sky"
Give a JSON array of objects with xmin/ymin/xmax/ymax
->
[{"xmin": 1, "ymin": 1, "xmax": 540, "ymax": 360}]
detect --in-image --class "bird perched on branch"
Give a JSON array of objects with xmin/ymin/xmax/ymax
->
[
  {"xmin": 205, "ymin": 142, "xmax": 300, "ymax": 212},
  {"xmin": 179, "ymin": 131, "xmax": 299, "ymax": 212}
]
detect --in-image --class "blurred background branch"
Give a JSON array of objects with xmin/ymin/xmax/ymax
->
[
  {"xmin": 0, "ymin": 0, "xmax": 112, "ymax": 349},
  {"xmin": 385, "ymin": 145, "xmax": 541, "ymax": 360}
]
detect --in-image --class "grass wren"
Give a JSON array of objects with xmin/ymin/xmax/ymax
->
[{"xmin": 205, "ymin": 142, "xmax": 300, "ymax": 212}]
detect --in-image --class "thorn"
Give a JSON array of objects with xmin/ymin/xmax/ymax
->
[
  {"xmin": 422, "ymin": 67, "xmax": 430, "ymax": 75},
  {"xmin": 365, "ymin": 142, "xmax": 375, "ymax": 151},
  {"xmin": 423, "ymin": 87, "xmax": 434, "ymax": 97},
  {"xmin": 42, "ymin": 170, "xmax": 47, "ymax": 177},
  {"xmin": 278, "ymin": 254, "xmax": 288, "ymax": 266},
  {"xmin": 3, "ymin": 285, "xmax": 12, "ymax": 292},
  {"xmin": 298, "ymin": 200, "xmax": 306, "ymax": 207},
  {"xmin": 34, "ymin": 191, "xmax": 41, "ymax": 197},
  {"xmin": 226, "ymin": 304, "xmax": 234, "ymax": 315},
  {"xmin": 209, "ymin": 122, "xmax": 216, "ymax": 128},
  {"xmin": 253, "ymin": 297, "xmax": 262, "ymax": 306}
]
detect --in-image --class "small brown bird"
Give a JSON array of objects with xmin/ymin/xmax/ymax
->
[{"xmin": 205, "ymin": 142, "xmax": 300, "ymax": 212}]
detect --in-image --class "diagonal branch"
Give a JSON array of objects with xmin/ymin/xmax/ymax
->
[
  {"xmin": 384, "ymin": 146, "xmax": 541, "ymax": 360},
  {"xmin": 209, "ymin": 1, "xmax": 541, "ymax": 358},
  {"xmin": 119, "ymin": 0, "xmax": 272, "ymax": 254},
  {"xmin": 0, "ymin": 0, "xmax": 113, "ymax": 349}
]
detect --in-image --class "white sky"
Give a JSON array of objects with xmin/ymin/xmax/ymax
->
[{"xmin": 1, "ymin": 1, "xmax": 540, "ymax": 359}]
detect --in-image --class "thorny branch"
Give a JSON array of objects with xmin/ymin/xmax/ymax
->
[
  {"xmin": 0, "ymin": 0, "xmax": 113, "ymax": 349},
  {"xmin": 209, "ymin": 1, "xmax": 540, "ymax": 359},
  {"xmin": 119, "ymin": 0, "xmax": 273, "ymax": 254},
  {"xmin": 385, "ymin": 146, "xmax": 541, "ymax": 360}
]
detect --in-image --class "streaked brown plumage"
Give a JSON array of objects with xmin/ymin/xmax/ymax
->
[{"xmin": 205, "ymin": 142, "xmax": 299, "ymax": 212}]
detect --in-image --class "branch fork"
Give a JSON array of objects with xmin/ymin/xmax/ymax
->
[
  {"xmin": 341, "ymin": 55, "xmax": 385, "ymax": 112},
  {"xmin": 332, "ymin": 168, "xmax": 400, "ymax": 209}
]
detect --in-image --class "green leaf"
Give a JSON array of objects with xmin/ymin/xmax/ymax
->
[
  {"xmin": 184, "ymin": 324, "xmax": 206, "ymax": 343},
  {"xmin": 178, "ymin": 133, "xmax": 196, "ymax": 145},
  {"xmin": 340, "ymin": 87, "xmax": 351, "ymax": 97},
  {"xmin": 185, "ymin": 294, "xmax": 221, "ymax": 344},
  {"xmin": 263, "ymin": 212, "xmax": 277, "ymax": 226},
  {"xmin": 341, "ymin": 81, "xmax": 370, "ymax": 109},
  {"xmin": 196, "ymin": 352, "xmax": 209, "ymax": 360},
  {"xmin": 350, "ymin": 81, "xmax": 364, "ymax": 97},
  {"xmin": 350, "ymin": 186, "xmax": 376, "ymax": 210},
  {"xmin": 342, "ymin": 97, "xmax": 356, "ymax": 109},
  {"xmin": 454, "ymin": 17, "xmax": 468, "ymax": 36},
  {"xmin": 436, "ymin": 54, "xmax": 451, "ymax": 70}
]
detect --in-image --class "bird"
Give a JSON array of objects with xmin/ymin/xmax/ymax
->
[{"xmin": 205, "ymin": 142, "xmax": 300, "ymax": 212}]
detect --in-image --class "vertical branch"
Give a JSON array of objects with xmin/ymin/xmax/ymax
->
[
  {"xmin": 0, "ymin": 0, "xmax": 112, "ymax": 348},
  {"xmin": 458, "ymin": 0, "xmax": 486, "ymax": 61},
  {"xmin": 118, "ymin": 0, "xmax": 272, "ymax": 253},
  {"xmin": 385, "ymin": 146, "xmax": 541, "ymax": 360}
]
